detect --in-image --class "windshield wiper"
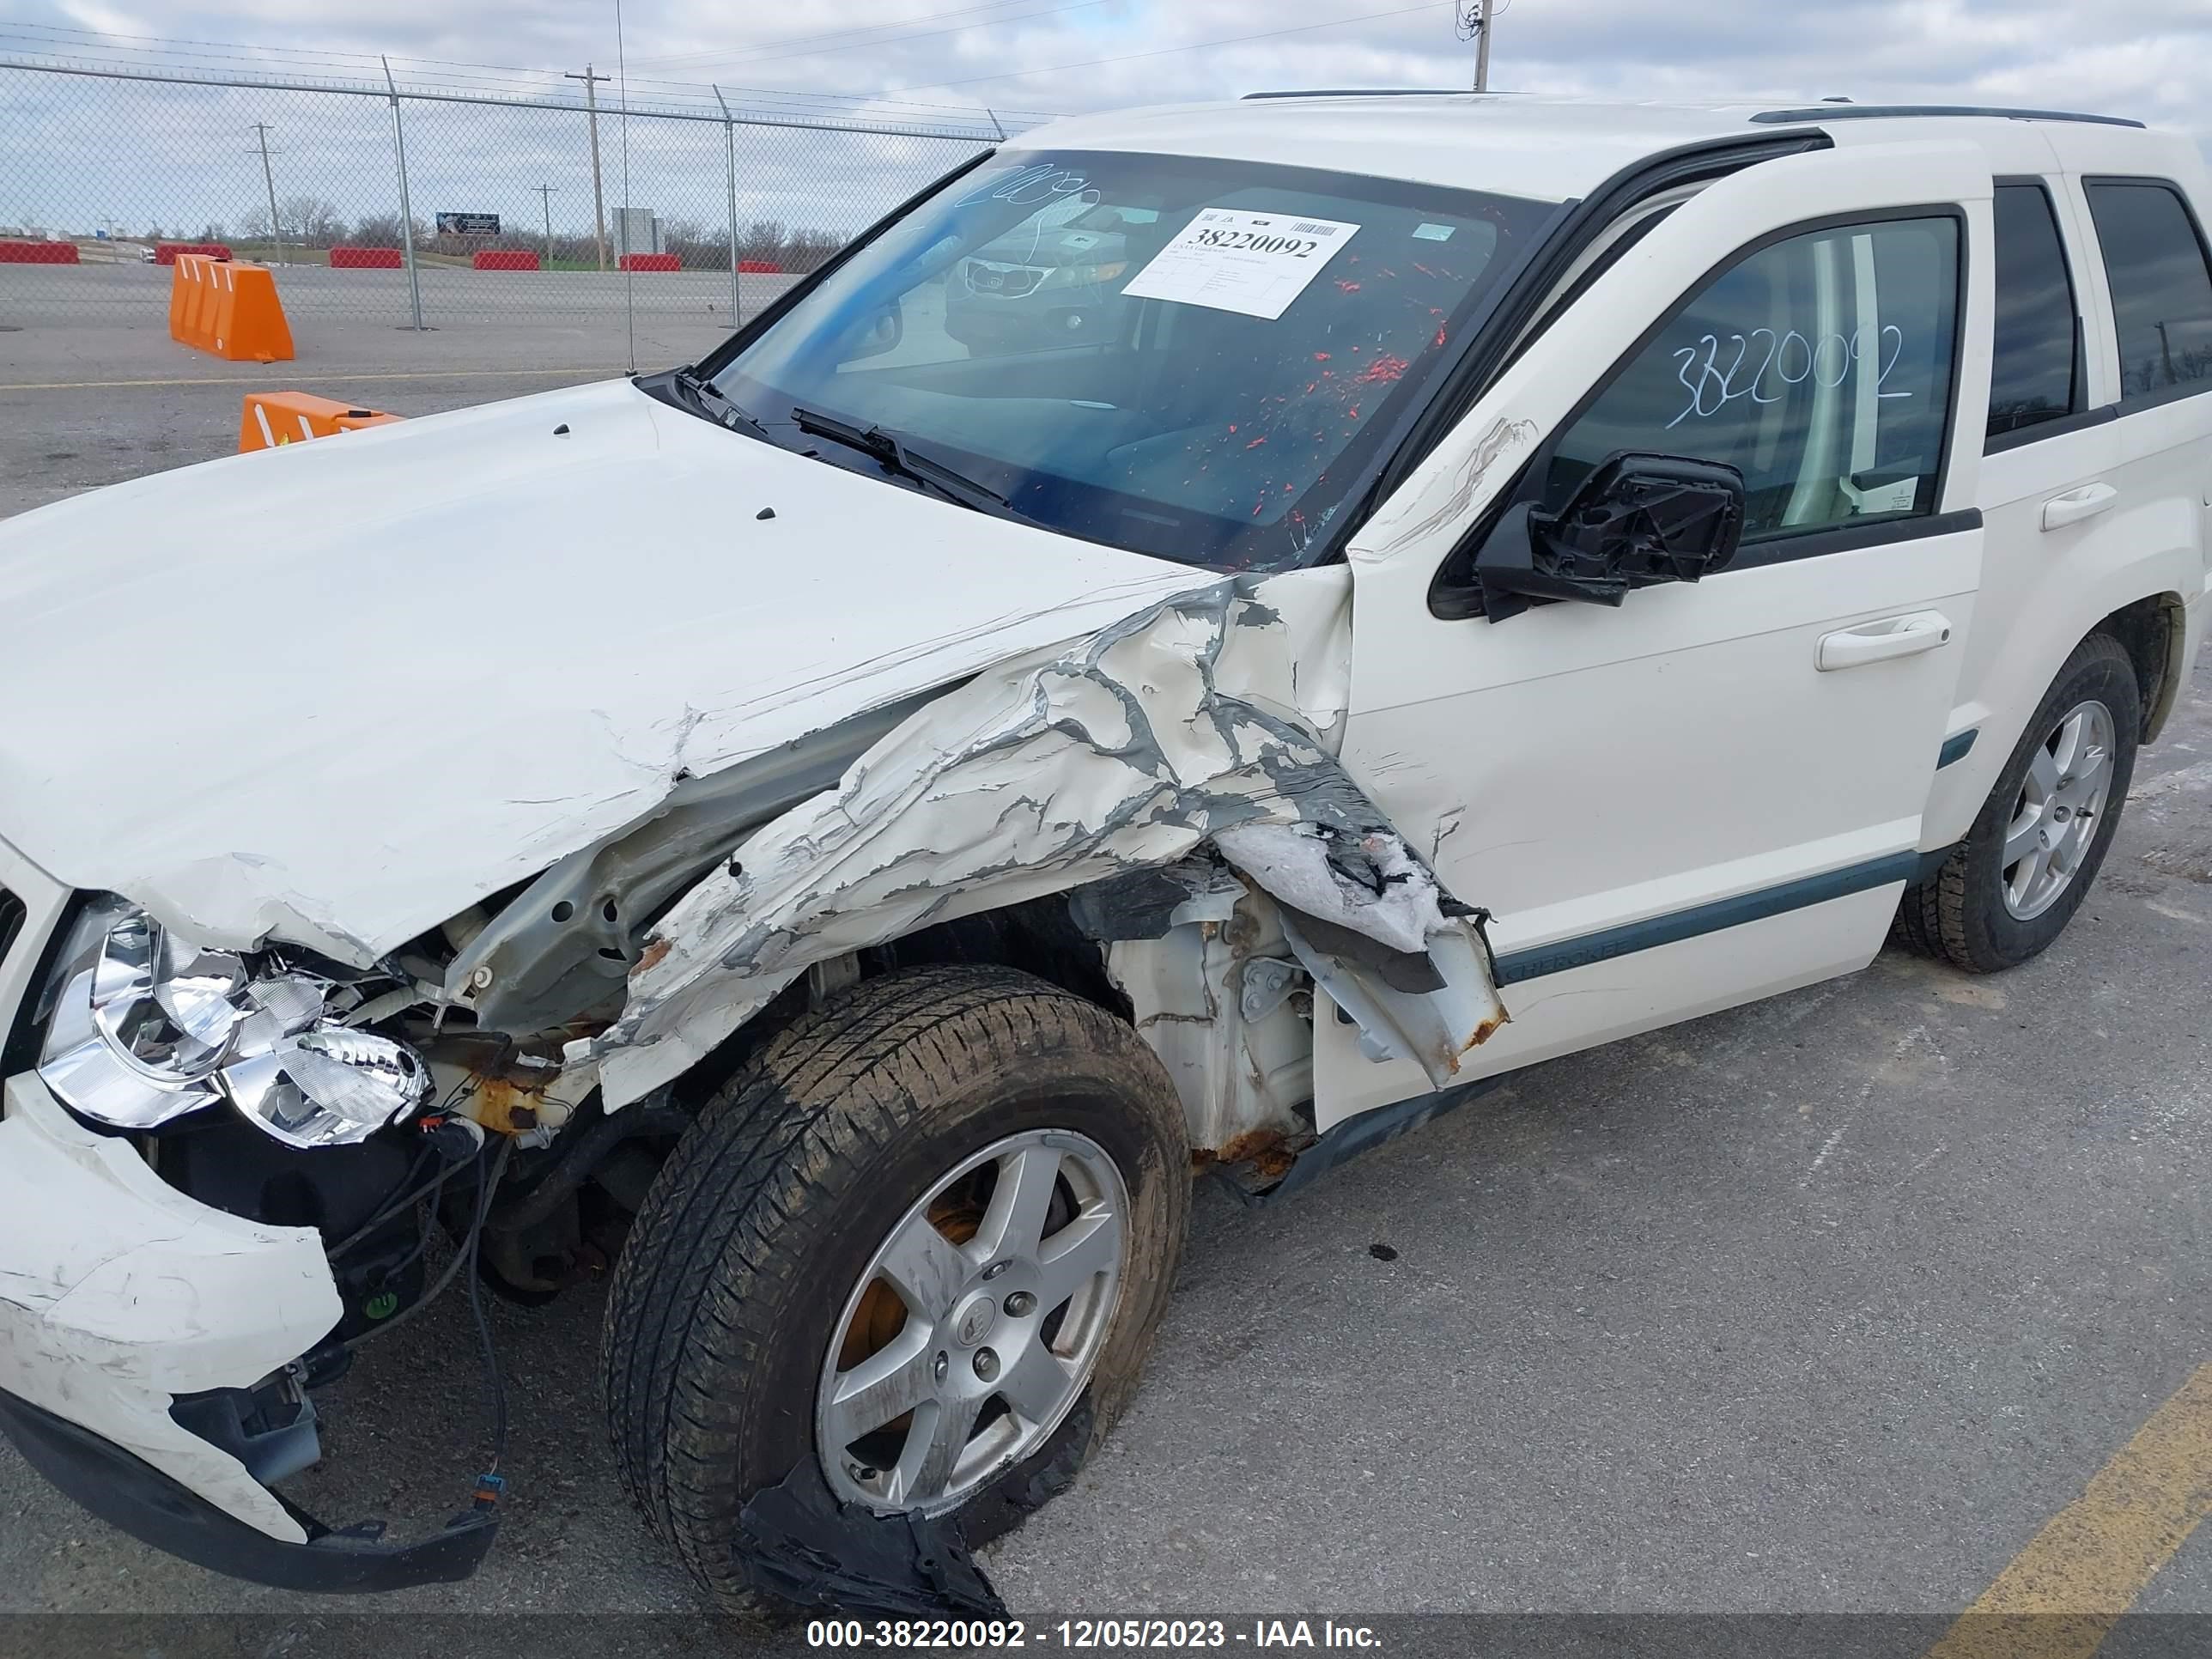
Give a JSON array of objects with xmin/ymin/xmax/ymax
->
[
  {"xmin": 787, "ymin": 405, "xmax": 1032, "ymax": 524},
  {"xmin": 671, "ymin": 365, "xmax": 773, "ymax": 442}
]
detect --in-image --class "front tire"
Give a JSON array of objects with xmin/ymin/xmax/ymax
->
[
  {"xmin": 601, "ymin": 966, "xmax": 1188, "ymax": 1614},
  {"xmin": 1899, "ymin": 632, "xmax": 2139, "ymax": 973}
]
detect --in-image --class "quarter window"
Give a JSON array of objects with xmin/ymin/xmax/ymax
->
[
  {"xmin": 1987, "ymin": 184, "xmax": 2080, "ymax": 440},
  {"xmin": 2085, "ymin": 180, "xmax": 2212, "ymax": 403},
  {"xmin": 1543, "ymin": 216, "xmax": 1960, "ymax": 544}
]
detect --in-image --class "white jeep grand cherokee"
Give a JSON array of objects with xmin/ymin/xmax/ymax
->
[{"xmin": 1, "ymin": 94, "xmax": 2208, "ymax": 1611}]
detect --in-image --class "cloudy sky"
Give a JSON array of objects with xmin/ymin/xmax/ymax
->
[
  {"xmin": 4, "ymin": 0, "xmax": 2204, "ymax": 128},
  {"xmin": 1, "ymin": 1, "xmax": 2206, "ymax": 243}
]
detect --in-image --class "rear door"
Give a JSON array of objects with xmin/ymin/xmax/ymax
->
[
  {"xmin": 1924, "ymin": 133, "xmax": 2212, "ymax": 857},
  {"xmin": 1314, "ymin": 141, "xmax": 1996, "ymax": 1128}
]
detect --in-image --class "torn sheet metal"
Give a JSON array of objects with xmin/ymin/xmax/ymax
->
[
  {"xmin": 1105, "ymin": 885, "xmax": 1316, "ymax": 1156},
  {"xmin": 589, "ymin": 573, "xmax": 1504, "ymax": 1106},
  {"xmin": 1280, "ymin": 914, "xmax": 1504, "ymax": 1084}
]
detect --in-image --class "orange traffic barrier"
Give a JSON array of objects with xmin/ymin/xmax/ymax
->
[
  {"xmin": 168, "ymin": 255, "xmax": 294, "ymax": 362},
  {"xmin": 239, "ymin": 391, "xmax": 404, "ymax": 453},
  {"xmin": 167, "ymin": 252, "xmax": 200, "ymax": 337}
]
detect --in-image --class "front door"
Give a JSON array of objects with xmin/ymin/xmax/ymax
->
[{"xmin": 1316, "ymin": 140, "xmax": 1996, "ymax": 1128}]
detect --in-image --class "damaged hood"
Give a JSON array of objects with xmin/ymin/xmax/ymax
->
[{"xmin": 0, "ymin": 378, "xmax": 1211, "ymax": 961}]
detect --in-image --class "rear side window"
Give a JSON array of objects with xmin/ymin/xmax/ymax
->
[
  {"xmin": 1987, "ymin": 184, "xmax": 2079, "ymax": 440},
  {"xmin": 2085, "ymin": 180, "xmax": 2212, "ymax": 404}
]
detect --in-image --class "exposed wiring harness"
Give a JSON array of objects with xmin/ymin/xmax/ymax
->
[
  {"xmin": 339, "ymin": 1134, "xmax": 514, "ymax": 1505},
  {"xmin": 465, "ymin": 1155, "xmax": 509, "ymax": 1480}
]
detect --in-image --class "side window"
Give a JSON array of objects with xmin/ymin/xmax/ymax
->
[
  {"xmin": 1988, "ymin": 184, "xmax": 2081, "ymax": 440},
  {"xmin": 1544, "ymin": 216, "xmax": 1960, "ymax": 544},
  {"xmin": 2085, "ymin": 180, "xmax": 2212, "ymax": 403}
]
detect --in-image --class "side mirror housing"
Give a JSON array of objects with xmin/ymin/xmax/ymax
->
[
  {"xmin": 1473, "ymin": 452, "xmax": 1746, "ymax": 623},
  {"xmin": 841, "ymin": 298, "xmax": 906, "ymax": 362}
]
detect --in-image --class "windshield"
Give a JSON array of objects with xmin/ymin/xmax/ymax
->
[{"xmin": 711, "ymin": 149, "xmax": 1553, "ymax": 571}]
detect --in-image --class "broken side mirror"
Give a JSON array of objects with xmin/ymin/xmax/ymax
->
[
  {"xmin": 842, "ymin": 298, "xmax": 906, "ymax": 362},
  {"xmin": 1472, "ymin": 452, "xmax": 1746, "ymax": 623}
]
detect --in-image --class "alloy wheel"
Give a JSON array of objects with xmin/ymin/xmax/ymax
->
[
  {"xmin": 2001, "ymin": 697, "xmax": 2115, "ymax": 921},
  {"xmin": 814, "ymin": 1128, "xmax": 1128, "ymax": 1514}
]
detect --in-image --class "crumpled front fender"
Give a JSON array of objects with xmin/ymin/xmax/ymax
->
[{"xmin": 584, "ymin": 574, "xmax": 1504, "ymax": 1107}]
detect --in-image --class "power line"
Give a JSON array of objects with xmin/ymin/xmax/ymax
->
[
  {"xmin": 0, "ymin": 19, "xmax": 573, "ymax": 82},
  {"xmin": 629, "ymin": 0, "xmax": 1105, "ymax": 71},
  {"xmin": 872, "ymin": 0, "xmax": 1457, "ymax": 95},
  {"xmin": 0, "ymin": 17, "xmax": 1064, "ymax": 118},
  {"xmin": 0, "ymin": 33, "xmax": 1054, "ymax": 126}
]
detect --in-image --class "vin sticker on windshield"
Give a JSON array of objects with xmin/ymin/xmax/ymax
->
[{"xmin": 1121, "ymin": 207, "xmax": 1360, "ymax": 319}]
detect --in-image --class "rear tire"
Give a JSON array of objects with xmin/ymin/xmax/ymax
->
[
  {"xmin": 601, "ymin": 965, "xmax": 1188, "ymax": 1614},
  {"xmin": 1899, "ymin": 632, "xmax": 2138, "ymax": 974}
]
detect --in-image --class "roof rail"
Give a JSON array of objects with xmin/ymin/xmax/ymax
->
[
  {"xmin": 1242, "ymin": 88, "xmax": 1470, "ymax": 100},
  {"xmin": 1752, "ymin": 103, "xmax": 2144, "ymax": 129}
]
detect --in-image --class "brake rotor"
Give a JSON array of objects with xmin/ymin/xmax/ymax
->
[{"xmin": 836, "ymin": 1180, "xmax": 986, "ymax": 1375}]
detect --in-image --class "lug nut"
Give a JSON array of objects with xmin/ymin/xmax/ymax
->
[
  {"xmin": 973, "ymin": 1347, "xmax": 1000, "ymax": 1382},
  {"xmin": 933, "ymin": 1351, "xmax": 949, "ymax": 1382},
  {"xmin": 1004, "ymin": 1291, "xmax": 1036, "ymax": 1317},
  {"xmin": 981, "ymin": 1260, "xmax": 1012, "ymax": 1280}
]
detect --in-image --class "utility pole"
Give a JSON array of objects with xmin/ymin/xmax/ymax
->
[
  {"xmin": 381, "ymin": 56, "xmax": 424, "ymax": 330},
  {"xmin": 712, "ymin": 85, "xmax": 740, "ymax": 325},
  {"xmin": 565, "ymin": 64, "xmax": 611, "ymax": 271},
  {"xmin": 534, "ymin": 183, "xmax": 560, "ymax": 270},
  {"xmin": 1474, "ymin": 0, "xmax": 1495, "ymax": 92},
  {"xmin": 250, "ymin": 122, "xmax": 284, "ymax": 264}
]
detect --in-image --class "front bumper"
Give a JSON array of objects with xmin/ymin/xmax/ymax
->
[
  {"xmin": 0, "ymin": 1388, "xmax": 497, "ymax": 1592},
  {"xmin": 0, "ymin": 1070, "xmax": 495, "ymax": 1591}
]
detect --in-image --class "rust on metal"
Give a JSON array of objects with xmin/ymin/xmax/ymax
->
[
  {"xmin": 1213, "ymin": 1126, "xmax": 1300, "ymax": 1180},
  {"xmin": 464, "ymin": 1073, "xmax": 553, "ymax": 1137}
]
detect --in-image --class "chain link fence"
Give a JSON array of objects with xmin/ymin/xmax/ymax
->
[{"xmin": 0, "ymin": 56, "xmax": 1012, "ymax": 352}]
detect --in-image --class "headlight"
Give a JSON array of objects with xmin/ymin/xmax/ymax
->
[
  {"xmin": 1042, "ymin": 260, "xmax": 1127, "ymax": 289},
  {"xmin": 36, "ymin": 897, "xmax": 429, "ymax": 1148}
]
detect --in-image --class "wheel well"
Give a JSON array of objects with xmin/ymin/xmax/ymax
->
[
  {"xmin": 2096, "ymin": 592, "xmax": 2187, "ymax": 742},
  {"xmin": 663, "ymin": 895, "xmax": 1133, "ymax": 1110},
  {"xmin": 855, "ymin": 896, "xmax": 1133, "ymax": 1022}
]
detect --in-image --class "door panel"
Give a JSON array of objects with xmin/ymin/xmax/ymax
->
[
  {"xmin": 1929, "ymin": 161, "xmax": 2212, "ymax": 847},
  {"xmin": 1315, "ymin": 142, "xmax": 1994, "ymax": 1130}
]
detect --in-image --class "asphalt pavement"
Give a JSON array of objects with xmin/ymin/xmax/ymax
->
[{"xmin": 3, "ymin": 306, "xmax": 2210, "ymax": 1652}]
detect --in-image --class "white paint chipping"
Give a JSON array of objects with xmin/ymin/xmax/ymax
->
[{"xmin": 590, "ymin": 578, "xmax": 1503, "ymax": 1105}]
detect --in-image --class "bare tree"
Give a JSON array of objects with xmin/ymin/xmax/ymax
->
[
  {"xmin": 352, "ymin": 211, "xmax": 403, "ymax": 247},
  {"xmin": 737, "ymin": 218, "xmax": 787, "ymax": 263},
  {"xmin": 281, "ymin": 196, "xmax": 344, "ymax": 248}
]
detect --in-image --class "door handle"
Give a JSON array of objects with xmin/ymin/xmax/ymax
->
[
  {"xmin": 1816, "ymin": 610, "xmax": 1954, "ymax": 672},
  {"xmin": 2042, "ymin": 482, "xmax": 2118, "ymax": 531}
]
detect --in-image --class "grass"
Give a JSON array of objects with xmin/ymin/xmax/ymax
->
[{"xmin": 228, "ymin": 243, "xmax": 331, "ymax": 266}]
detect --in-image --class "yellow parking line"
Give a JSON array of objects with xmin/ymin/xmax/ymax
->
[
  {"xmin": 1925, "ymin": 1362, "xmax": 2212, "ymax": 1659},
  {"xmin": 0, "ymin": 368, "xmax": 608, "ymax": 392}
]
